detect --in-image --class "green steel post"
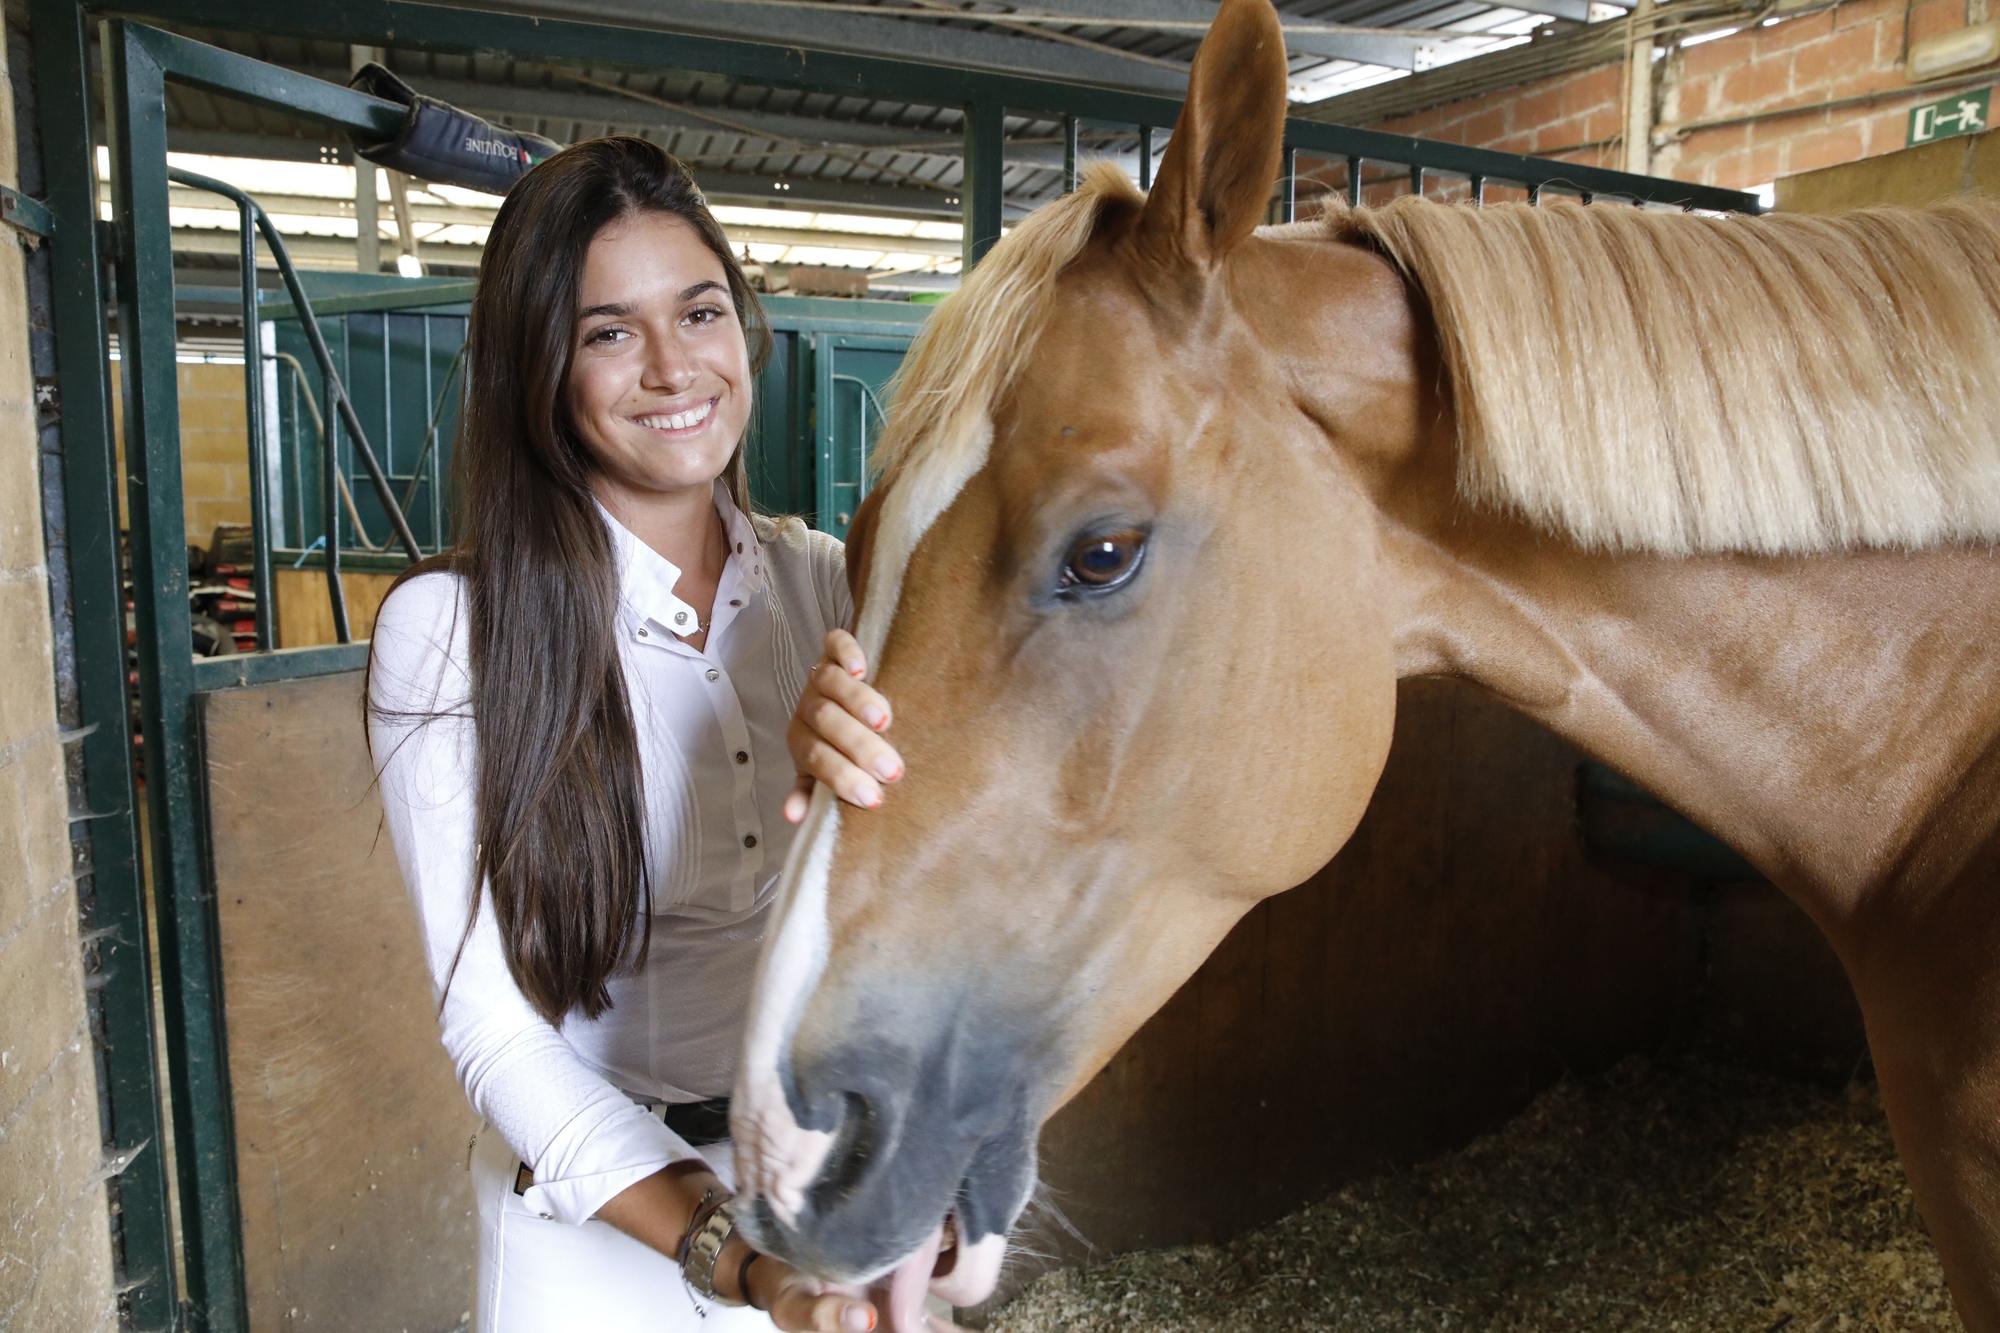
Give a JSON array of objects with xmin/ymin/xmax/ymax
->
[
  {"xmin": 1062, "ymin": 115, "xmax": 1078, "ymax": 194},
  {"xmin": 1346, "ymin": 155, "xmax": 1362, "ymax": 207},
  {"xmin": 962, "ymin": 101, "xmax": 1004, "ymax": 270},
  {"xmin": 1280, "ymin": 144, "xmax": 1296, "ymax": 223},
  {"xmin": 1138, "ymin": 124, "xmax": 1153, "ymax": 191},
  {"xmin": 237, "ymin": 202, "xmax": 274, "ymax": 649},
  {"xmin": 108, "ymin": 21, "xmax": 249, "ymax": 1330},
  {"xmin": 27, "ymin": 1, "xmax": 180, "ymax": 1325}
]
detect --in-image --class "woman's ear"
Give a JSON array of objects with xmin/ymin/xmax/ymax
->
[{"xmin": 1132, "ymin": 0, "xmax": 1291, "ymax": 270}]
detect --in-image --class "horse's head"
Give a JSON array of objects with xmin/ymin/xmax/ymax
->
[{"xmin": 732, "ymin": 0, "xmax": 1431, "ymax": 1305}]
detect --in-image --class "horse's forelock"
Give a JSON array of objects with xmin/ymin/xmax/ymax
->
[{"xmin": 853, "ymin": 164, "xmax": 1142, "ymax": 662}]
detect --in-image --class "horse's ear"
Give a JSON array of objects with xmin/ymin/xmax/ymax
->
[{"xmin": 1134, "ymin": 0, "xmax": 1289, "ymax": 268}]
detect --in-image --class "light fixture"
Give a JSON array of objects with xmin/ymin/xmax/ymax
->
[
  {"xmin": 396, "ymin": 252, "xmax": 424, "ymax": 278},
  {"xmin": 1908, "ymin": 21, "xmax": 2000, "ymax": 81}
]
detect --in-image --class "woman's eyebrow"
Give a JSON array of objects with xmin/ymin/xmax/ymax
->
[{"xmin": 577, "ymin": 282, "xmax": 723, "ymax": 321}]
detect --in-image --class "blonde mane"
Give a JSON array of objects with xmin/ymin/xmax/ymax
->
[
  {"xmin": 1332, "ymin": 198, "xmax": 2000, "ymax": 555},
  {"xmin": 851, "ymin": 163, "xmax": 1141, "ymax": 658}
]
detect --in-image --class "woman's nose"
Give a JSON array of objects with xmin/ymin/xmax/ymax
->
[{"xmin": 642, "ymin": 332, "xmax": 699, "ymax": 392}]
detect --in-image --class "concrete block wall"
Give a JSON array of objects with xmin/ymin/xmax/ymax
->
[
  {"xmin": 177, "ymin": 363, "xmax": 253, "ymax": 547},
  {"xmin": 1340, "ymin": 0, "xmax": 1993, "ymax": 199},
  {"xmin": 110, "ymin": 359, "xmax": 253, "ymax": 550},
  {"xmin": 0, "ymin": 32, "xmax": 121, "ymax": 1333}
]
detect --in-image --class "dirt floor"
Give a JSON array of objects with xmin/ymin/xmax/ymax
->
[{"xmin": 988, "ymin": 1053, "xmax": 1953, "ymax": 1331}]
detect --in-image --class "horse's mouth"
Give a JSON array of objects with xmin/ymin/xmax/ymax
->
[{"xmin": 880, "ymin": 1208, "xmax": 1010, "ymax": 1329}]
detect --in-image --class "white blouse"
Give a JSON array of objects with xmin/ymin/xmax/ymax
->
[{"xmin": 367, "ymin": 486, "xmax": 850, "ymax": 1225}]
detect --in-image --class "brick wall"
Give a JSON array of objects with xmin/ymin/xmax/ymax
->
[
  {"xmin": 0, "ymin": 34, "xmax": 121, "ymax": 1333},
  {"xmin": 1661, "ymin": 0, "xmax": 1986, "ymax": 187},
  {"xmin": 1338, "ymin": 0, "xmax": 1993, "ymax": 201}
]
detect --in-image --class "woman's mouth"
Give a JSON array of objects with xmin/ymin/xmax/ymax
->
[{"xmin": 635, "ymin": 397, "xmax": 716, "ymax": 434}]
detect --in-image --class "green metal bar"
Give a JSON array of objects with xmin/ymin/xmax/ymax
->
[
  {"xmin": 1346, "ymin": 156, "xmax": 1362, "ymax": 207},
  {"xmin": 1408, "ymin": 164, "xmax": 1424, "ymax": 197},
  {"xmin": 962, "ymin": 101, "xmax": 1004, "ymax": 269},
  {"xmin": 254, "ymin": 281, "xmax": 473, "ymax": 321},
  {"xmin": 192, "ymin": 644, "xmax": 371, "ymax": 690},
  {"xmin": 1280, "ymin": 144, "xmax": 1296, "ymax": 223},
  {"xmin": 0, "ymin": 180, "xmax": 57, "ymax": 238},
  {"xmin": 28, "ymin": 0, "xmax": 179, "ymax": 1324},
  {"xmin": 1138, "ymin": 124, "xmax": 1153, "ymax": 191},
  {"xmin": 167, "ymin": 166, "xmax": 422, "ymax": 569},
  {"xmin": 237, "ymin": 201, "xmax": 274, "ymax": 649},
  {"xmin": 129, "ymin": 23, "xmax": 404, "ymax": 141},
  {"xmin": 1062, "ymin": 115, "xmax": 1078, "ymax": 194},
  {"xmin": 108, "ymin": 21, "xmax": 250, "ymax": 1329}
]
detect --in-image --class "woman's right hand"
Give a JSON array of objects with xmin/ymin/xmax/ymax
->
[{"xmin": 784, "ymin": 629, "xmax": 904, "ymax": 823}]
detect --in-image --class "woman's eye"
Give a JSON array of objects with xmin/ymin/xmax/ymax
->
[
  {"xmin": 584, "ymin": 326, "xmax": 628, "ymax": 347},
  {"xmin": 683, "ymin": 305, "xmax": 725, "ymax": 327},
  {"xmin": 1058, "ymin": 529, "xmax": 1147, "ymax": 594}
]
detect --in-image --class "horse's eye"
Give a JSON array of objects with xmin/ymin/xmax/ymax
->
[{"xmin": 1058, "ymin": 529, "xmax": 1147, "ymax": 594}]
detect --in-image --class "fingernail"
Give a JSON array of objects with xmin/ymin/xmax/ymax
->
[
  {"xmin": 873, "ymin": 758, "xmax": 901, "ymax": 782},
  {"xmin": 861, "ymin": 706, "xmax": 887, "ymax": 729},
  {"xmin": 849, "ymin": 663, "xmax": 866, "ymax": 677},
  {"xmin": 857, "ymin": 781, "xmax": 883, "ymax": 808},
  {"xmin": 842, "ymin": 1306, "xmax": 874, "ymax": 1332}
]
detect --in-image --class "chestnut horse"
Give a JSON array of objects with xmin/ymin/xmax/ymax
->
[{"xmin": 731, "ymin": 0, "xmax": 2000, "ymax": 1324}]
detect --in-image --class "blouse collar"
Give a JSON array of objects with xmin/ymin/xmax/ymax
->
[{"xmin": 598, "ymin": 482, "xmax": 765, "ymax": 637}]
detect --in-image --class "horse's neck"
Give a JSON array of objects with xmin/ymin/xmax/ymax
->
[{"xmin": 1386, "ymin": 511, "xmax": 2000, "ymax": 928}]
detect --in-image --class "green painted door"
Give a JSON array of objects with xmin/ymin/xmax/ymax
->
[{"xmin": 814, "ymin": 333, "xmax": 911, "ymax": 540}]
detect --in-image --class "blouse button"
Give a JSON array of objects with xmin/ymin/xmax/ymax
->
[
  {"xmin": 674, "ymin": 611, "xmax": 689, "ymax": 626},
  {"xmin": 705, "ymin": 668, "xmax": 721, "ymax": 683},
  {"xmin": 729, "ymin": 599, "xmax": 742, "ymax": 608},
  {"xmin": 743, "ymin": 834, "xmax": 758, "ymax": 849},
  {"xmin": 637, "ymin": 627, "xmax": 648, "ymax": 638},
  {"xmin": 734, "ymin": 750, "xmax": 749, "ymax": 765}
]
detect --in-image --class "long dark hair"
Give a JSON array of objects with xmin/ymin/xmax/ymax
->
[{"xmin": 373, "ymin": 136, "xmax": 770, "ymax": 1023}]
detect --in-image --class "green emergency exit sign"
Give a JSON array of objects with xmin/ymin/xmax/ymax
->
[{"xmin": 1907, "ymin": 88, "xmax": 1990, "ymax": 146}]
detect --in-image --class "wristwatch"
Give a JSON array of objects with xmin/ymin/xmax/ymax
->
[{"xmin": 682, "ymin": 1196, "xmax": 748, "ymax": 1308}]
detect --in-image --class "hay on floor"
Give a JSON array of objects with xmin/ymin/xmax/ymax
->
[{"xmin": 991, "ymin": 1054, "xmax": 1952, "ymax": 1331}]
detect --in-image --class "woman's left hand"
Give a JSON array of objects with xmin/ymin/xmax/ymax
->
[{"xmin": 784, "ymin": 629, "xmax": 904, "ymax": 823}]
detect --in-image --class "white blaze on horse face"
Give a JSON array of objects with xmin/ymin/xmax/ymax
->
[
  {"xmin": 733, "ymin": 419, "xmax": 1008, "ymax": 1254},
  {"xmin": 734, "ymin": 423, "xmax": 998, "ymax": 1221},
  {"xmin": 732, "ymin": 791, "xmax": 841, "ymax": 1227}
]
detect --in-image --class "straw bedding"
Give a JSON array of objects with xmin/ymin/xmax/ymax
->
[{"xmin": 989, "ymin": 1053, "xmax": 1950, "ymax": 1331}]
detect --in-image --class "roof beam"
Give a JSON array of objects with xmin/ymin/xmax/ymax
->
[
  {"xmin": 447, "ymin": 0, "xmax": 1190, "ymax": 94},
  {"xmin": 1024, "ymin": 0, "xmax": 1419, "ymax": 69},
  {"xmin": 159, "ymin": 185, "xmax": 964, "ymax": 254},
  {"xmin": 159, "ymin": 129, "xmax": 990, "ymax": 217}
]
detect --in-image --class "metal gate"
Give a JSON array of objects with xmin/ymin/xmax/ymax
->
[{"xmin": 25, "ymin": 0, "xmax": 1760, "ymax": 1325}]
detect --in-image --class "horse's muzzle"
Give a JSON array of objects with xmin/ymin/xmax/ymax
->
[{"xmin": 734, "ymin": 1034, "xmax": 1038, "ymax": 1292}]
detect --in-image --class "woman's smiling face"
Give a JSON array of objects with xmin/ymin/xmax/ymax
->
[{"xmin": 566, "ymin": 209, "xmax": 752, "ymax": 506}]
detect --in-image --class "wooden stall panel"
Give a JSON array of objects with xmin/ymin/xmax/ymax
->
[{"xmin": 202, "ymin": 672, "xmax": 475, "ymax": 1330}]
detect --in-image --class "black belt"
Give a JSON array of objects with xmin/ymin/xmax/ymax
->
[
  {"xmin": 662, "ymin": 1095, "xmax": 733, "ymax": 1147},
  {"xmin": 513, "ymin": 1096, "xmax": 734, "ymax": 1196}
]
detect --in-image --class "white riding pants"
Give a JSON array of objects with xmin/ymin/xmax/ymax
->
[{"xmin": 469, "ymin": 1122, "xmax": 778, "ymax": 1332}]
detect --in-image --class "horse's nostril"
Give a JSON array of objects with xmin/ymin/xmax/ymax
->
[{"xmin": 811, "ymin": 1090, "xmax": 877, "ymax": 1198}]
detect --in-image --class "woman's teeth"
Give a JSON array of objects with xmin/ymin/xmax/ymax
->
[{"xmin": 638, "ymin": 399, "xmax": 714, "ymax": 431}]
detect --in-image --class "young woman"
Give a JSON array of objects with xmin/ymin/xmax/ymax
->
[{"xmin": 367, "ymin": 136, "xmax": 914, "ymax": 1332}]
